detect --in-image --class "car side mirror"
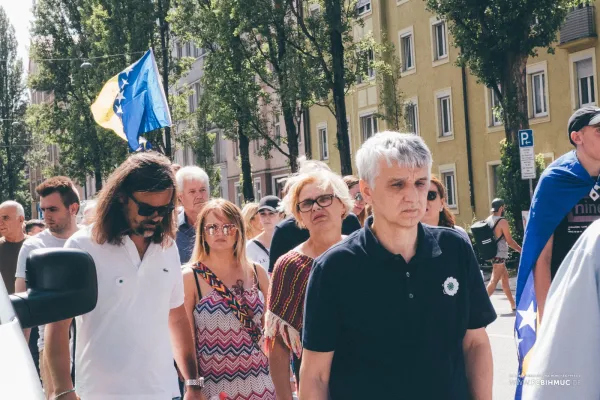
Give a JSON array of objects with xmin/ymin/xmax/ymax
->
[{"xmin": 10, "ymin": 248, "xmax": 98, "ymax": 329}]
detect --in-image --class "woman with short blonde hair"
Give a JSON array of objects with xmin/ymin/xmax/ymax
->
[
  {"xmin": 266, "ymin": 170, "xmax": 352, "ymax": 398},
  {"xmin": 182, "ymin": 199, "xmax": 276, "ymax": 399},
  {"xmin": 241, "ymin": 202, "xmax": 263, "ymax": 239}
]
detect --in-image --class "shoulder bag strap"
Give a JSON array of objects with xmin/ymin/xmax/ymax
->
[
  {"xmin": 492, "ymin": 218, "xmax": 505, "ymax": 242},
  {"xmin": 192, "ymin": 269, "xmax": 202, "ymax": 298},
  {"xmin": 252, "ymin": 239, "xmax": 270, "ymax": 257},
  {"xmin": 193, "ymin": 262, "xmax": 262, "ymax": 346}
]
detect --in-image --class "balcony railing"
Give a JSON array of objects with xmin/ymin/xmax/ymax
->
[{"xmin": 559, "ymin": 4, "xmax": 597, "ymax": 46}]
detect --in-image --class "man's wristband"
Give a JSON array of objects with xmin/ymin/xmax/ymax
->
[
  {"xmin": 54, "ymin": 388, "xmax": 76, "ymax": 399},
  {"xmin": 185, "ymin": 377, "xmax": 205, "ymax": 388}
]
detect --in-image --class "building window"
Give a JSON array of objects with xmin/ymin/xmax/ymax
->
[
  {"xmin": 253, "ymin": 139, "xmax": 260, "ymax": 153},
  {"xmin": 360, "ymin": 114, "xmax": 378, "ymax": 141},
  {"xmin": 405, "ymin": 100, "xmax": 419, "ymax": 135},
  {"xmin": 357, "ymin": 0, "xmax": 371, "ymax": 15},
  {"xmin": 489, "ymin": 87, "xmax": 502, "ymax": 126},
  {"xmin": 253, "ymin": 178, "xmax": 263, "ymax": 200},
  {"xmin": 273, "ymin": 176, "xmax": 288, "ymax": 198},
  {"xmin": 194, "ymin": 82, "xmax": 201, "ymax": 105},
  {"xmin": 531, "ymin": 72, "xmax": 548, "ymax": 117},
  {"xmin": 318, "ymin": 126, "xmax": 329, "ymax": 160},
  {"xmin": 440, "ymin": 167, "xmax": 457, "ymax": 209},
  {"xmin": 188, "ymin": 93, "xmax": 195, "ymax": 113},
  {"xmin": 400, "ymin": 30, "xmax": 415, "ymax": 72},
  {"xmin": 432, "ymin": 20, "xmax": 448, "ymax": 61},
  {"xmin": 358, "ymin": 49, "xmax": 375, "ymax": 84},
  {"xmin": 185, "ymin": 42, "xmax": 192, "ymax": 57},
  {"xmin": 234, "ymin": 183, "xmax": 242, "ymax": 207},
  {"xmin": 274, "ymin": 120, "xmax": 281, "ymax": 146},
  {"xmin": 176, "ymin": 42, "xmax": 182, "ymax": 59},
  {"xmin": 233, "ymin": 139, "xmax": 239, "ymax": 159},
  {"xmin": 435, "ymin": 89, "xmax": 453, "ymax": 138},
  {"xmin": 491, "ymin": 164, "xmax": 500, "ymax": 199},
  {"xmin": 576, "ymin": 58, "xmax": 595, "ymax": 107}
]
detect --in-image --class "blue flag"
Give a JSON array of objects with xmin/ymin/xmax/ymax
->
[
  {"xmin": 514, "ymin": 150, "xmax": 598, "ymax": 399},
  {"xmin": 91, "ymin": 49, "xmax": 172, "ymax": 151}
]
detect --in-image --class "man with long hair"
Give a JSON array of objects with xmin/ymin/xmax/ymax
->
[{"xmin": 45, "ymin": 153, "xmax": 205, "ymax": 400}]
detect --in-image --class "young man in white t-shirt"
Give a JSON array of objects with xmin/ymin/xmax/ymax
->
[
  {"xmin": 14, "ymin": 176, "xmax": 80, "ymax": 399},
  {"xmin": 45, "ymin": 153, "xmax": 205, "ymax": 400},
  {"xmin": 246, "ymin": 195, "xmax": 283, "ymax": 272}
]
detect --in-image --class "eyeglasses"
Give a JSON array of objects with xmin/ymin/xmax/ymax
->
[
  {"xmin": 354, "ymin": 192, "xmax": 364, "ymax": 202},
  {"xmin": 204, "ymin": 223, "xmax": 238, "ymax": 236},
  {"xmin": 297, "ymin": 194, "xmax": 336, "ymax": 213},
  {"xmin": 128, "ymin": 194, "xmax": 175, "ymax": 217},
  {"xmin": 427, "ymin": 191, "xmax": 439, "ymax": 201}
]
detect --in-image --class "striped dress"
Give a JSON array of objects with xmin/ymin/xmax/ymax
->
[{"xmin": 193, "ymin": 269, "xmax": 276, "ymax": 400}]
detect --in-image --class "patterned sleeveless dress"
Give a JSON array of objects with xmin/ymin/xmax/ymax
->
[{"xmin": 192, "ymin": 266, "xmax": 276, "ymax": 400}]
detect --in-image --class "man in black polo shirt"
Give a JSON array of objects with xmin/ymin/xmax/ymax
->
[{"xmin": 300, "ymin": 132, "xmax": 496, "ymax": 400}]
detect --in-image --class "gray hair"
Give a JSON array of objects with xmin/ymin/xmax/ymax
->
[
  {"xmin": 281, "ymin": 169, "xmax": 354, "ymax": 228},
  {"xmin": 175, "ymin": 166, "xmax": 210, "ymax": 192},
  {"xmin": 0, "ymin": 201, "xmax": 25, "ymax": 218},
  {"xmin": 356, "ymin": 131, "xmax": 432, "ymax": 188}
]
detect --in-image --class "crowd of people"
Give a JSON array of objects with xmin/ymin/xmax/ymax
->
[{"xmin": 1, "ymin": 105, "xmax": 599, "ymax": 399}]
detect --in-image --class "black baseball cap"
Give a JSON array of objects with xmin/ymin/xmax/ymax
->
[
  {"xmin": 491, "ymin": 198, "xmax": 505, "ymax": 212},
  {"xmin": 258, "ymin": 195, "xmax": 281, "ymax": 212},
  {"xmin": 567, "ymin": 106, "xmax": 600, "ymax": 146}
]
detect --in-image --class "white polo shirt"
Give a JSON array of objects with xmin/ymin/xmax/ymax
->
[{"xmin": 64, "ymin": 227, "xmax": 184, "ymax": 400}]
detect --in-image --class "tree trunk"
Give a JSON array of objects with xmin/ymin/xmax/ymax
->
[
  {"xmin": 238, "ymin": 129, "xmax": 254, "ymax": 203},
  {"xmin": 157, "ymin": 0, "xmax": 172, "ymax": 158},
  {"xmin": 325, "ymin": 0, "xmax": 352, "ymax": 176},
  {"xmin": 282, "ymin": 104, "xmax": 299, "ymax": 173},
  {"xmin": 499, "ymin": 54, "xmax": 531, "ymax": 236},
  {"xmin": 94, "ymin": 168, "xmax": 103, "ymax": 193},
  {"xmin": 502, "ymin": 55, "xmax": 530, "ymax": 143}
]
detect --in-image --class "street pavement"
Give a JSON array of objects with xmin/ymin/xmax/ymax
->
[{"xmin": 483, "ymin": 270, "xmax": 518, "ymax": 400}]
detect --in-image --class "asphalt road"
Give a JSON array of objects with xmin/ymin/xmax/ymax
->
[{"xmin": 484, "ymin": 271, "xmax": 518, "ymax": 400}]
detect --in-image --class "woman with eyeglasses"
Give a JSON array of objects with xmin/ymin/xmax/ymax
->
[
  {"xmin": 343, "ymin": 175, "xmax": 366, "ymax": 226},
  {"xmin": 421, "ymin": 176, "xmax": 470, "ymax": 242},
  {"xmin": 265, "ymin": 170, "xmax": 353, "ymax": 400},
  {"xmin": 246, "ymin": 196, "xmax": 284, "ymax": 272},
  {"xmin": 182, "ymin": 199, "xmax": 276, "ymax": 400}
]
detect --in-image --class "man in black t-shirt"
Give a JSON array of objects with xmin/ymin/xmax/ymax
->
[
  {"xmin": 534, "ymin": 106, "xmax": 600, "ymax": 320},
  {"xmin": 300, "ymin": 132, "xmax": 495, "ymax": 400}
]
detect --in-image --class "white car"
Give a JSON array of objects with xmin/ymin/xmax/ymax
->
[{"xmin": 0, "ymin": 249, "xmax": 97, "ymax": 399}]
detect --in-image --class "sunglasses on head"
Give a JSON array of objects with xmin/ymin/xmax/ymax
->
[
  {"xmin": 128, "ymin": 194, "xmax": 175, "ymax": 217},
  {"xmin": 427, "ymin": 191, "xmax": 439, "ymax": 201},
  {"xmin": 204, "ymin": 223, "xmax": 238, "ymax": 236}
]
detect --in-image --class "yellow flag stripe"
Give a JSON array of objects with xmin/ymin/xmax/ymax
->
[{"xmin": 91, "ymin": 75, "xmax": 126, "ymax": 141}]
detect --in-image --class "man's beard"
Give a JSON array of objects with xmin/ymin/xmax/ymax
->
[{"xmin": 132, "ymin": 220, "xmax": 164, "ymax": 239}]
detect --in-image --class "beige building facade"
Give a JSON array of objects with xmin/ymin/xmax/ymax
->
[{"xmin": 308, "ymin": 0, "xmax": 598, "ymax": 227}]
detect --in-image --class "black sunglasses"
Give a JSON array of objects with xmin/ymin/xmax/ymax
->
[
  {"xmin": 128, "ymin": 194, "xmax": 175, "ymax": 217},
  {"xmin": 427, "ymin": 191, "xmax": 439, "ymax": 201}
]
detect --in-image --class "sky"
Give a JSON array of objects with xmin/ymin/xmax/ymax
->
[{"xmin": 1, "ymin": 0, "xmax": 34, "ymax": 71}]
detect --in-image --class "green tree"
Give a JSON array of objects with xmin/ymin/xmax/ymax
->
[
  {"xmin": 287, "ymin": 0, "xmax": 365, "ymax": 175},
  {"xmin": 374, "ymin": 36, "xmax": 405, "ymax": 131},
  {"xmin": 0, "ymin": 7, "xmax": 31, "ymax": 206},
  {"xmin": 171, "ymin": 0, "xmax": 273, "ymax": 202},
  {"xmin": 426, "ymin": 0, "xmax": 576, "ymax": 233}
]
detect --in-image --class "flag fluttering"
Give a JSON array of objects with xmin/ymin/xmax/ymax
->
[{"xmin": 91, "ymin": 49, "xmax": 171, "ymax": 152}]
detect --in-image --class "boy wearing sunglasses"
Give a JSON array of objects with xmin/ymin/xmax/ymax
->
[{"xmin": 44, "ymin": 153, "xmax": 205, "ymax": 400}]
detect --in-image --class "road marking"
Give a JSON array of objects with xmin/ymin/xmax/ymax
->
[{"xmin": 488, "ymin": 333, "xmax": 514, "ymax": 339}]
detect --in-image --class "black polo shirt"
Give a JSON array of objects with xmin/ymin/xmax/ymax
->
[{"xmin": 303, "ymin": 219, "xmax": 496, "ymax": 400}]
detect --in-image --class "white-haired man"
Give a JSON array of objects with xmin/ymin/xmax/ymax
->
[
  {"xmin": 175, "ymin": 166, "xmax": 210, "ymax": 264},
  {"xmin": 300, "ymin": 132, "xmax": 496, "ymax": 400},
  {"xmin": 0, "ymin": 200, "xmax": 26, "ymax": 294}
]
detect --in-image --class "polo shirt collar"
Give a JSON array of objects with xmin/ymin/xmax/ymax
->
[
  {"xmin": 361, "ymin": 216, "xmax": 442, "ymax": 262},
  {"xmin": 178, "ymin": 210, "xmax": 189, "ymax": 229}
]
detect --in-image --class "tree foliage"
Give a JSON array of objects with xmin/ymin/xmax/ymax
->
[
  {"xmin": 0, "ymin": 7, "xmax": 32, "ymax": 208},
  {"xmin": 426, "ymin": 0, "xmax": 576, "ymax": 233}
]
